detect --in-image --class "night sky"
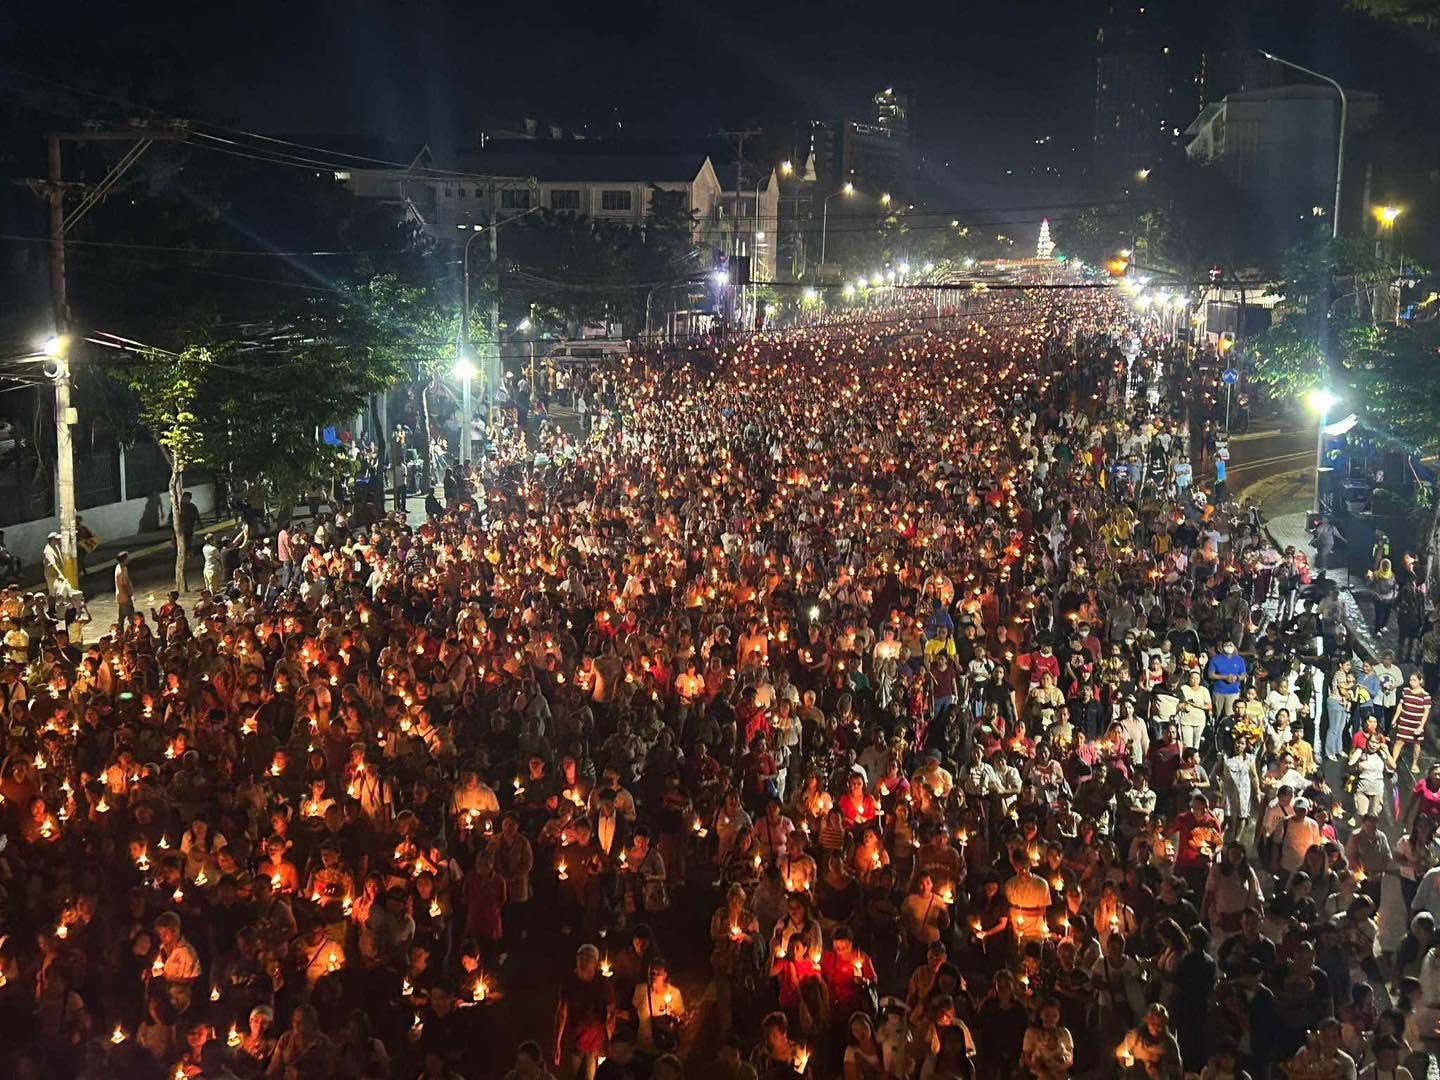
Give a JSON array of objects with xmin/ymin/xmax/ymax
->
[{"xmin": 1, "ymin": 0, "xmax": 1434, "ymax": 215}]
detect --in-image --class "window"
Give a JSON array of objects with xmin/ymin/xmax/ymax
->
[
  {"xmin": 600, "ymin": 189, "xmax": 632, "ymax": 212},
  {"xmin": 500, "ymin": 189, "xmax": 531, "ymax": 210},
  {"xmin": 443, "ymin": 187, "xmax": 454, "ymax": 198},
  {"xmin": 550, "ymin": 189, "xmax": 581, "ymax": 211},
  {"xmin": 457, "ymin": 188, "xmax": 467, "ymax": 198}
]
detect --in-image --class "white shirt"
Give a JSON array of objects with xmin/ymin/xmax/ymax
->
[{"xmin": 1273, "ymin": 814, "xmax": 1322, "ymax": 874}]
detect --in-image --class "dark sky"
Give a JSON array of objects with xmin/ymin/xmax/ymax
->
[
  {"xmin": 1, "ymin": 0, "xmax": 1433, "ymax": 214},
  {"xmin": 1, "ymin": 1, "xmax": 1099, "ymax": 159}
]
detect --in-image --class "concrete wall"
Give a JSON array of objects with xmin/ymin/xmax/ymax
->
[{"xmin": 4, "ymin": 482, "xmax": 216, "ymax": 571}]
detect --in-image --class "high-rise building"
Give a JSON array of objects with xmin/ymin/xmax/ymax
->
[
  {"xmin": 810, "ymin": 87, "xmax": 916, "ymax": 201},
  {"xmin": 872, "ymin": 87, "xmax": 911, "ymax": 141},
  {"xmin": 1092, "ymin": 0, "xmax": 1252, "ymax": 176}
]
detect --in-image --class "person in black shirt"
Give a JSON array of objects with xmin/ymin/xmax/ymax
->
[{"xmin": 1217, "ymin": 907, "xmax": 1277, "ymax": 978}]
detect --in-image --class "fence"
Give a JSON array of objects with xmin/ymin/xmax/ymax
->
[{"xmin": 0, "ymin": 435, "xmax": 204, "ymax": 528}]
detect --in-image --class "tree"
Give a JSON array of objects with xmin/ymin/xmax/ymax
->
[
  {"xmin": 122, "ymin": 345, "xmax": 213, "ymax": 591},
  {"xmin": 1348, "ymin": 0, "xmax": 1440, "ymax": 29}
]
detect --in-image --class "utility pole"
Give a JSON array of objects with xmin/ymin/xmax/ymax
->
[
  {"xmin": 16, "ymin": 125, "xmax": 187, "ymax": 588},
  {"xmin": 719, "ymin": 129, "xmax": 761, "ymax": 328},
  {"xmin": 457, "ymin": 181, "xmax": 536, "ymax": 445}
]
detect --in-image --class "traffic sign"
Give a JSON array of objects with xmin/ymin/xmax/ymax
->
[{"xmin": 1221, "ymin": 368, "xmax": 1239, "ymax": 385}]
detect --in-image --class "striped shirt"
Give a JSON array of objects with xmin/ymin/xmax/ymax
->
[{"xmin": 1396, "ymin": 687, "xmax": 1432, "ymax": 741}]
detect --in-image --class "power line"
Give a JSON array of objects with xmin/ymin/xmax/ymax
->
[{"xmin": 0, "ymin": 232, "xmax": 415, "ymax": 258}]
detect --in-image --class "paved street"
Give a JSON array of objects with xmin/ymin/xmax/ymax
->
[{"xmin": 1225, "ymin": 422, "xmax": 1315, "ymax": 505}]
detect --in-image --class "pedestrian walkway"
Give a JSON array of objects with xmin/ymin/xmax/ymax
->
[
  {"xmin": 1262, "ymin": 509, "xmax": 1404, "ymax": 664},
  {"xmin": 73, "ymin": 490, "xmax": 435, "ymax": 632}
]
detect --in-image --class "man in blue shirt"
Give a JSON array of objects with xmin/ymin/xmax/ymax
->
[
  {"xmin": 924, "ymin": 598, "xmax": 954, "ymax": 641},
  {"xmin": 1206, "ymin": 640, "xmax": 1246, "ymax": 721}
]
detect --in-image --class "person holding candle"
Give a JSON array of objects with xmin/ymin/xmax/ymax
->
[
  {"xmin": 1021, "ymin": 997, "xmax": 1075, "ymax": 1080},
  {"xmin": 710, "ymin": 884, "xmax": 761, "ymax": 1040},
  {"xmin": 1117, "ymin": 1004, "xmax": 1183, "ymax": 1079},
  {"xmin": 552, "ymin": 944, "xmax": 613, "ymax": 1078},
  {"xmin": 820, "ymin": 927, "xmax": 876, "ymax": 1023},
  {"xmin": 633, "ymin": 958, "xmax": 685, "ymax": 1059}
]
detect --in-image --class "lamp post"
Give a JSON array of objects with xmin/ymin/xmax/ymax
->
[
  {"xmin": 516, "ymin": 314, "xmax": 535, "ymax": 387},
  {"xmin": 1374, "ymin": 205, "xmax": 1404, "ymax": 324},
  {"xmin": 1260, "ymin": 51, "xmax": 1347, "ymax": 239},
  {"xmin": 820, "ymin": 182, "xmax": 855, "ymax": 268},
  {"xmin": 459, "ymin": 225, "xmax": 484, "ymax": 465},
  {"xmin": 453, "ymin": 353, "xmax": 476, "ymax": 464},
  {"xmin": 1308, "ymin": 388, "xmax": 1338, "ymax": 517}
]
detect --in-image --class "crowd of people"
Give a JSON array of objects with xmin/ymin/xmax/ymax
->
[{"xmin": 2, "ymin": 288, "xmax": 1438, "ymax": 1080}]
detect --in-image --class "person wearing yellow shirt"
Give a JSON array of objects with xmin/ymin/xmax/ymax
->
[{"xmin": 924, "ymin": 627, "xmax": 957, "ymax": 663}]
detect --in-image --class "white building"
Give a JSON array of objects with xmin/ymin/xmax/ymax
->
[
  {"xmin": 345, "ymin": 144, "xmax": 724, "ymax": 242},
  {"xmin": 718, "ymin": 166, "xmax": 781, "ymax": 282},
  {"xmin": 1184, "ymin": 84, "xmax": 1378, "ymax": 231}
]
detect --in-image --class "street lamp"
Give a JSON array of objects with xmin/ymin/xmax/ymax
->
[
  {"xmin": 880, "ymin": 192, "xmax": 892, "ymax": 206},
  {"xmin": 1261, "ymin": 50, "xmax": 1347, "ymax": 238},
  {"xmin": 452, "ymin": 352, "xmax": 476, "ymax": 465},
  {"xmin": 780, "ymin": 160, "xmax": 794, "ymax": 176},
  {"xmin": 820, "ymin": 183, "xmax": 855, "ymax": 267},
  {"xmin": 1137, "ymin": 168, "xmax": 1151, "ymax": 181},
  {"xmin": 459, "ymin": 224, "xmax": 486, "ymax": 464},
  {"xmin": 1308, "ymin": 388, "xmax": 1338, "ymax": 517},
  {"xmin": 1373, "ymin": 205, "xmax": 1406, "ymax": 324}
]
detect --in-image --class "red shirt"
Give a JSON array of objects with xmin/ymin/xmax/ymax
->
[
  {"xmin": 1026, "ymin": 652, "xmax": 1061, "ymax": 687},
  {"xmin": 839, "ymin": 792, "xmax": 880, "ymax": 829},
  {"xmin": 1169, "ymin": 810, "xmax": 1222, "ymax": 869},
  {"xmin": 820, "ymin": 950, "xmax": 876, "ymax": 1013},
  {"xmin": 462, "ymin": 870, "xmax": 508, "ymax": 942}
]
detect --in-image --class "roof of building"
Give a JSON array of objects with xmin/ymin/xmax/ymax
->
[
  {"xmin": 449, "ymin": 144, "xmax": 714, "ymax": 184},
  {"xmin": 1222, "ymin": 83, "xmax": 1377, "ymax": 105}
]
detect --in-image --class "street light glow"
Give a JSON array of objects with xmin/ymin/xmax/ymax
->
[
  {"xmin": 516, "ymin": 317, "xmax": 533, "ymax": 332},
  {"xmin": 802, "ymin": 287, "xmax": 818, "ymax": 302},
  {"xmin": 880, "ymin": 193, "xmax": 892, "ymax": 206},
  {"xmin": 42, "ymin": 335, "xmax": 67, "ymax": 357},
  {"xmin": 453, "ymin": 355, "xmax": 477, "ymax": 381},
  {"xmin": 1374, "ymin": 205, "xmax": 1401, "ymax": 226},
  {"xmin": 843, "ymin": 284, "xmax": 855, "ymax": 298},
  {"xmin": 842, "ymin": 182, "xmax": 855, "ymax": 196},
  {"xmin": 780, "ymin": 160, "xmax": 794, "ymax": 176},
  {"xmin": 1308, "ymin": 388, "xmax": 1338, "ymax": 414},
  {"xmin": 897, "ymin": 262, "xmax": 910, "ymax": 275},
  {"xmin": 1137, "ymin": 168, "xmax": 1151, "ymax": 180},
  {"xmin": 712, "ymin": 270, "xmax": 729, "ymax": 285}
]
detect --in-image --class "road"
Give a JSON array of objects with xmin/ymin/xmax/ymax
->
[{"xmin": 1223, "ymin": 423, "xmax": 1314, "ymax": 505}]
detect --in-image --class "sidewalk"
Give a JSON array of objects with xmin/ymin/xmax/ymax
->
[
  {"xmin": 39, "ymin": 517, "xmax": 237, "ymax": 598},
  {"xmin": 71, "ymin": 490, "xmax": 435, "ymax": 630},
  {"xmin": 1263, "ymin": 510, "xmax": 1402, "ymax": 664}
]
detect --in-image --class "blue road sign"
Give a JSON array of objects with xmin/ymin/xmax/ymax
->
[{"xmin": 1221, "ymin": 368, "xmax": 1239, "ymax": 385}]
